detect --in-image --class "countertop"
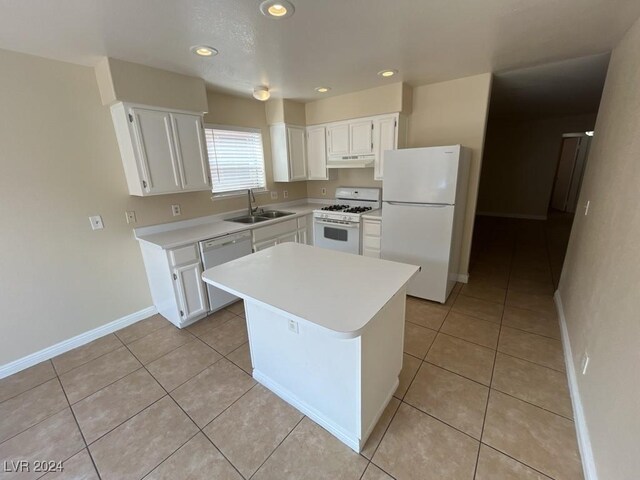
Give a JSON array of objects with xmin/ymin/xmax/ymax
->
[
  {"xmin": 135, "ymin": 202, "xmax": 320, "ymax": 249},
  {"xmin": 362, "ymin": 209, "xmax": 382, "ymax": 220},
  {"xmin": 202, "ymin": 242, "xmax": 419, "ymax": 338}
]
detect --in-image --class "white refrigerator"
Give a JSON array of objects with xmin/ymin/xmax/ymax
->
[{"xmin": 381, "ymin": 145, "xmax": 471, "ymax": 303}]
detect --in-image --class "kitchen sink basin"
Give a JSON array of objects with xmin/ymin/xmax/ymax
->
[
  {"xmin": 259, "ymin": 210, "xmax": 294, "ymax": 218},
  {"xmin": 227, "ymin": 215, "xmax": 271, "ymax": 224}
]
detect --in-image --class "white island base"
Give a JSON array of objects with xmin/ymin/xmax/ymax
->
[{"xmin": 202, "ymin": 243, "xmax": 418, "ymax": 452}]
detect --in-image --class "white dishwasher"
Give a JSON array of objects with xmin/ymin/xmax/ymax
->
[{"xmin": 199, "ymin": 230, "xmax": 252, "ymax": 312}]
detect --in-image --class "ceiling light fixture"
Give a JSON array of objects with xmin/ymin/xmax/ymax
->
[
  {"xmin": 377, "ymin": 69, "xmax": 398, "ymax": 78},
  {"xmin": 260, "ymin": 0, "xmax": 295, "ymax": 19},
  {"xmin": 315, "ymin": 87, "xmax": 331, "ymax": 93},
  {"xmin": 190, "ymin": 45, "xmax": 218, "ymax": 57},
  {"xmin": 253, "ymin": 86, "xmax": 271, "ymax": 101}
]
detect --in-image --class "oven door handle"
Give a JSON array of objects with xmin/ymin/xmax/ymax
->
[{"xmin": 314, "ymin": 219, "xmax": 360, "ymax": 228}]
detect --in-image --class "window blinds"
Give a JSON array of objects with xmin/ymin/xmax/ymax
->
[{"xmin": 204, "ymin": 126, "xmax": 267, "ymax": 193}]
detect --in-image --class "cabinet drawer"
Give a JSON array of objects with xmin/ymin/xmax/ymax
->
[
  {"xmin": 297, "ymin": 215, "xmax": 307, "ymax": 229},
  {"xmin": 363, "ymin": 220, "xmax": 382, "ymax": 237},
  {"xmin": 363, "ymin": 235, "xmax": 381, "ymax": 250},
  {"xmin": 168, "ymin": 244, "xmax": 199, "ymax": 266},
  {"xmin": 253, "ymin": 219, "xmax": 298, "ymax": 242}
]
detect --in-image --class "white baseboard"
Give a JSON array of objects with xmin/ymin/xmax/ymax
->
[
  {"xmin": 554, "ymin": 291, "xmax": 598, "ymax": 480},
  {"xmin": 456, "ymin": 273, "xmax": 469, "ymax": 283},
  {"xmin": 0, "ymin": 306, "xmax": 157, "ymax": 379},
  {"xmin": 476, "ymin": 211, "xmax": 548, "ymax": 221},
  {"xmin": 253, "ymin": 369, "xmax": 361, "ymax": 452}
]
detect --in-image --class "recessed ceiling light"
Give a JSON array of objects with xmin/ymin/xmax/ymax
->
[
  {"xmin": 260, "ymin": 0, "xmax": 295, "ymax": 19},
  {"xmin": 253, "ymin": 86, "xmax": 271, "ymax": 101},
  {"xmin": 190, "ymin": 45, "xmax": 218, "ymax": 57},
  {"xmin": 315, "ymin": 87, "xmax": 331, "ymax": 93},
  {"xmin": 378, "ymin": 69, "xmax": 398, "ymax": 78}
]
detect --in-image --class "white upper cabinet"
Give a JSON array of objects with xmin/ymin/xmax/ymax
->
[
  {"xmin": 306, "ymin": 125, "xmax": 330, "ymax": 180},
  {"xmin": 374, "ymin": 114, "xmax": 399, "ymax": 180},
  {"xmin": 326, "ymin": 124, "xmax": 350, "ymax": 156},
  {"xmin": 111, "ymin": 103, "xmax": 211, "ymax": 196},
  {"xmin": 171, "ymin": 113, "xmax": 211, "ymax": 192},
  {"xmin": 271, "ymin": 123, "xmax": 307, "ymax": 182},
  {"xmin": 349, "ymin": 120, "xmax": 374, "ymax": 155}
]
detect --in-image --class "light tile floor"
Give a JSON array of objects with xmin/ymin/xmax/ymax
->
[{"xmin": 0, "ymin": 217, "xmax": 583, "ymax": 480}]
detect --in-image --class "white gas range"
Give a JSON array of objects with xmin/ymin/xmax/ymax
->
[{"xmin": 313, "ymin": 187, "xmax": 381, "ymax": 255}]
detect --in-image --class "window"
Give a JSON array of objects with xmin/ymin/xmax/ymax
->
[{"xmin": 204, "ymin": 125, "xmax": 267, "ymax": 194}]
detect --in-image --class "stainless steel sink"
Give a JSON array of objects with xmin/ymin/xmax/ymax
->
[
  {"xmin": 227, "ymin": 215, "xmax": 271, "ymax": 224},
  {"xmin": 259, "ymin": 210, "xmax": 294, "ymax": 218}
]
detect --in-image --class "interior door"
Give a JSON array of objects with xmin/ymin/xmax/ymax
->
[
  {"xmin": 287, "ymin": 126, "xmax": 307, "ymax": 181},
  {"xmin": 381, "ymin": 202, "xmax": 455, "ymax": 302},
  {"xmin": 327, "ymin": 124, "xmax": 349, "ymax": 155},
  {"xmin": 551, "ymin": 137, "xmax": 580, "ymax": 211},
  {"xmin": 171, "ymin": 113, "xmax": 211, "ymax": 191},
  {"xmin": 131, "ymin": 108, "xmax": 181, "ymax": 194},
  {"xmin": 349, "ymin": 120, "xmax": 373, "ymax": 154}
]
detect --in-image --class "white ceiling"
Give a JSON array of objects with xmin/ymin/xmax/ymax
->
[
  {"xmin": 0, "ymin": 0, "xmax": 638, "ymax": 101},
  {"xmin": 489, "ymin": 53, "xmax": 610, "ymax": 119}
]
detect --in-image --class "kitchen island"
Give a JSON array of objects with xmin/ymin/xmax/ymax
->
[{"xmin": 202, "ymin": 242, "xmax": 419, "ymax": 452}]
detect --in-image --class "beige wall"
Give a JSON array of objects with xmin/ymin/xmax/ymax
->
[
  {"xmin": 408, "ymin": 73, "xmax": 493, "ymax": 275},
  {"xmin": 0, "ymin": 50, "xmax": 305, "ymax": 366},
  {"xmin": 305, "ymin": 82, "xmax": 407, "ymax": 125},
  {"xmin": 95, "ymin": 57, "xmax": 208, "ymax": 112},
  {"xmin": 558, "ymin": 17, "xmax": 640, "ymax": 480},
  {"xmin": 477, "ymin": 114, "xmax": 597, "ymax": 218}
]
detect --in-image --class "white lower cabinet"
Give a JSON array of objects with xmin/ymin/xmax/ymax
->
[
  {"xmin": 173, "ymin": 262, "xmax": 208, "ymax": 322},
  {"xmin": 139, "ymin": 241, "xmax": 209, "ymax": 328},
  {"xmin": 362, "ymin": 217, "xmax": 382, "ymax": 258}
]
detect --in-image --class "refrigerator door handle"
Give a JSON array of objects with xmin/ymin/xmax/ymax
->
[{"xmin": 385, "ymin": 201, "xmax": 452, "ymax": 207}]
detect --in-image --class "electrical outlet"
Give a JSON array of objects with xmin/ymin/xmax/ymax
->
[
  {"xmin": 89, "ymin": 215, "xmax": 104, "ymax": 230},
  {"xmin": 125, "ymin": 211, "xmax": 136, "ymax": 224},
  {"xmin": 321, "ymin": 188, "xmax": 327, "ymax": 196},
  {"xmin": 584, "ymin": 200, "xmax": 590, "ymax": 216},
  {"xmin": 270, "ymin": 191, "xmax": 278, "ymax": 200},
  {"xmin": 288, "ymin": 319, "xmax": 299, "ymax": 334},
  {"xmin": 171, "ymin": 204, "xmax": 181, "ymax": 216},
  {"xmin": 283, "ymin": 190, "xmax": 288, "ymax": 199},
  {"xmin": 581, "ymin": 352, "xmax": 590, "ymax": 375}
]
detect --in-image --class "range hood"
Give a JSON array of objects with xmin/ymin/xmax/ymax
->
[{"xmin": 326, "ymin": 154, "xmax": 375, "ymax": 169}]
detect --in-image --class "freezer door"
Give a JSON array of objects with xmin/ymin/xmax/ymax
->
[
  {"xmin": 381, "ymin": 202, "xmax": 454, "ymax": 303},
  {"xmin": 382, "ymin": 146, "xmax": 461, "ymax": 204}
]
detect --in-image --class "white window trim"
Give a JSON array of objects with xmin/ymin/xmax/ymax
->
[{"xmin": 204, "ymin": 123, "xmax": 268, "ymax": 196}]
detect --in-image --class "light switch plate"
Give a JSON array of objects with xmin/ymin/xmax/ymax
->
[
  {"xmin": 283, "ymin": 190, "xmax": 288, "ymax": 199},
  {"xmin": 270, "ymin": 191, "xmax": 278, "ymax": 200},
  {"xmin": 321, "ymin": 188, "xmax": 327, "ymax": 196},
  {"xmin": 288, "ymin": 319, "xmax": 299, "ymax": 334},
  {"xmin": 125, "ymin": 211, "xmax": 136, "ymax": 224},
  {"xmin": 171, "ymin": 204, "xmax": 181, "ymax": 216},
  {"xmin": 89, "ymin": 215, "xmax": 104, "ymax": 230}
]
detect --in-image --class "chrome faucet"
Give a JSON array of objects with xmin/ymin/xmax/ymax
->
[{"xmin": 247, "ymin": 189, "xmax": 262, "ymax": 216}]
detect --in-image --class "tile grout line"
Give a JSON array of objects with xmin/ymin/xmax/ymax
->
[
  {"xmin": 247, "ymin": 415, "xmax": 306, "ymax": 480},
  {"xmin": 472, "ymin": 228, "xmax": 516, "ymax": 480},
  {"xmin": 0, "ymin": 362, "xmax": 58, "ymax": 405},
  {"xmin": 138, "ymin": 430, "xmax": 201, "ymax": 480},
  {"xmin": 54, "ymin": 375, "xmax": 103, "ymax": 480}
]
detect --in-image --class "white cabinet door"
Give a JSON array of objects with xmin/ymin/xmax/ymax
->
[
  {"xmin": 349, "ymin": 120, "xmax": 374, "ymax": 155},
  {"xmin": 131, "ymin": 108, "xmax": 181, "ymax": 194},
  {"xmin": 306, "ymin": 126, "xmax": 328, "ymax": 180},
  {"xmin": 296, "ymin": 228, "xmax": 307, "ymax": 245},
  {"xmin": 287, "ymin": 126, "xmax": 307, "ymax": 181},
  {"xmin": 171, "ymin": 113, "xmax": 211, "ymax": 191},
  {"xmin": 327, "ymin": 124, "xmax": 349, "ymax": 155},
  {"xmin": 173, "ymin": 262, "xmax": 208, "ymax": 322},
  {"xmin": 374, "ymin": 115, "xmax": 398, "ymax": 180}
]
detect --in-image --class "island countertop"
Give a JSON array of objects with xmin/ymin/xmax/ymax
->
[{"xmin": 202, "ymin": 242, "xmax": 419, "ymax": 338}]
